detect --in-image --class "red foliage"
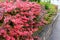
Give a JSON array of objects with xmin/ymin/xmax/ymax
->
[{"xmin": 0, "ymin": 0, "xmax": 42, "ymax": 40}]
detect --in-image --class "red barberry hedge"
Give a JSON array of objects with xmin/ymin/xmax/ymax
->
[
  {"xmin": 0, "ymin": 0, "xmax": 43, "ymax": 40},
  {"xmin": 0, "ymin": 0, "xmax": 57, "ymax": 40}
]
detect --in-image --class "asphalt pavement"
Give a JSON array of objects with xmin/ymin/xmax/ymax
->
[{"xmin": 49, "ymin": 13, "xmax": 60, "ymax": 40}]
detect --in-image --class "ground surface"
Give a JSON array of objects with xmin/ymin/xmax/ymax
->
[{"xmin": 49, "ymin": 13, "xmax": 60, "ymax": 40}]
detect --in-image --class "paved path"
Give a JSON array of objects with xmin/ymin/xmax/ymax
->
[{"xmin": 49, "ymin": 13, "xmax": 60, "ymax": 40}]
